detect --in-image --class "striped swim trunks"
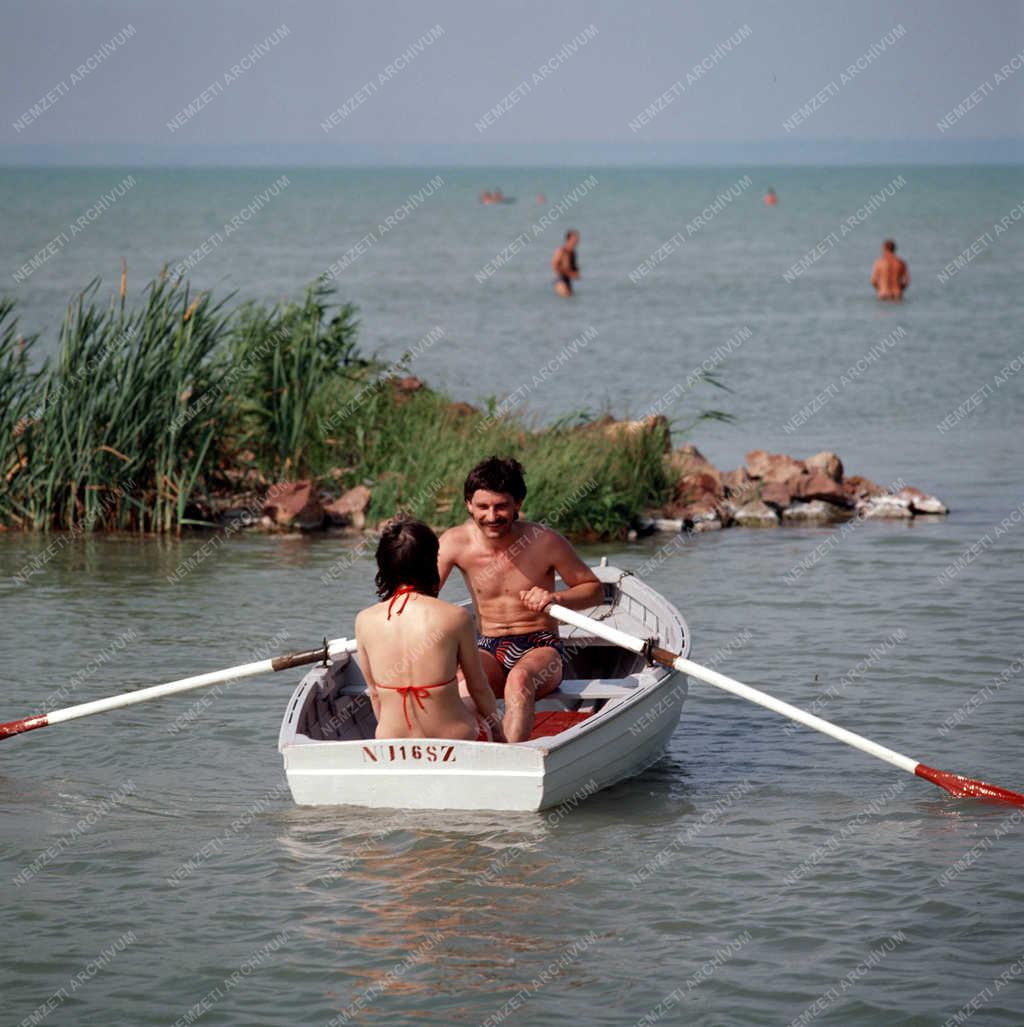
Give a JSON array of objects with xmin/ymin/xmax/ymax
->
[{"xmin": 477, "ymin": 630, "xmax": 566, "ymax": 673}]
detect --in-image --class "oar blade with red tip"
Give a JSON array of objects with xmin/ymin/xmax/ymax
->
[
  {"xmin": 0, "ymin": 714, "xmax": 48, "ymax": 740},
  {"xmin": 915, "ymin": 764, "xmax": 1024, "ymax": 808}
]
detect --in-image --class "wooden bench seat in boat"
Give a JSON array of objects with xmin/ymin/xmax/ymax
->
[{"xmin": 555, "ymin": 678, "xmax": 640, "ymax": 698}]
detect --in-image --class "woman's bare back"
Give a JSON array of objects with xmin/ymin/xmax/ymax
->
[{"xmin": 355, "ymin": 593, "xmax": 481, "ymax": 740}]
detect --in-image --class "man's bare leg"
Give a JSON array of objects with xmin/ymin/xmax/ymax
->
[
  {"xmin": 477, "ymin": 649, "xmax": 507, "ymax": 697},
  {"xmin": 457, "ymin": 652, "xmax": 506, "ymax": 740},
  {"xmin": 502, "ymin": 647, "xmax": 564, "ymax": 743}
]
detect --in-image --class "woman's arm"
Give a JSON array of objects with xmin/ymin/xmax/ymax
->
[
  {"xmin": 456, "ymin": 611, "xmax": 505, "ymax": 742},
  {"xmin": 355, "ymin": 612, "xmax": 381, "ymax": 721}
]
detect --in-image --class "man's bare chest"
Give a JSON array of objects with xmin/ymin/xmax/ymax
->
[{"xmin": 461, "ymin": 547, "xmax": 551, "ymax": 597}]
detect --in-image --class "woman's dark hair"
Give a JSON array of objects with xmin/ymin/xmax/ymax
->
[
  {"xmin": 374, "ymin": 518, "xmax": 441, "ymax": 600},
  {"xmin": 463, "ymin": 456, "xmax": 526, "ymax": 504}
]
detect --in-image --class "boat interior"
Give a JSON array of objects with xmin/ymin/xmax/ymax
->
[{"xmin": 294, "ymin": 576, "xmax": 673, "ymax": 744}]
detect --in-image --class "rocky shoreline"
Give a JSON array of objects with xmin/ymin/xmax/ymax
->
[
  {"xmin": 208, "ymin": 418, "xmax": 948, "ymax": 537},
  {"xmin": 640, "ymin": 443, "xmax": 948, "ymax": 535}
]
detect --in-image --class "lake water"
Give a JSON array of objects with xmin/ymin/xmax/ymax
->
[{"xmin": 1, "ymin": 166, "xmax": 1023, "ymax": 1025}]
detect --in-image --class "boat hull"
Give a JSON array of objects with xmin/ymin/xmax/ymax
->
[
  {"xmin": 279, "ymin": 668, "xmax": 686, "ymax": 811},
  {"xmin": 537, "ymin": 670, "xmax": 685, "ymax": 810}
]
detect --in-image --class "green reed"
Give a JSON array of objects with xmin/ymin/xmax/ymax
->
[
  {"xmin": 0, "ymin": 300, "xmax": 44, "ymax": 526},
  {"xmin": 4, "ymin": 275, "xmax": 232, "ymax": 532},
  {"xmin": 228, "ymin": 281, "xmax": 363, "ymax": 478}
]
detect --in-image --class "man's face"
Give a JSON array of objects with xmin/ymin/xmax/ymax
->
[
  {"xmin": 566, "ymin": 233, "xmax": 578, "ymax": 250},
  {"xmin": 467, "ymin": 489, "xmax": 520, "ymax": 539}
]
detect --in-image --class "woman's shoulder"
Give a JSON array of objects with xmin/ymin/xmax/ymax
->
[
  {"xmin": 355, "ymin": 602, "xmax": 385, "ymax": 630},
  {"xmin": 357, "ymin": 594, "xmax": 469, "ymax": 629}
]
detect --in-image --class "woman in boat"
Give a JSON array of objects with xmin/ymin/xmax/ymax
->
[{"xmin": 356, "ymin": 518, "xmax": 505, "ymax": 742}]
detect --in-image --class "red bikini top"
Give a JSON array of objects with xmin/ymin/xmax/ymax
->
[
  {"xmin": 386, "ymin": 584, "xmax": 417, "ymax": 620},
  {"xmin": 377, "ymin": 585, "xmax": 455, "ymax": 729}
]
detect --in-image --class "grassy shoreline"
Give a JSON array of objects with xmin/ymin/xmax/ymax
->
[{"xmin": 1, "ymin": 273, "xmax": 675, "ymax": 540}]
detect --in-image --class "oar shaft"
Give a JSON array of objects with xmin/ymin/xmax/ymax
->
[
  {"xmin": 549, "ymin": 602, "xmax": 1024, "ymax": 808},
  {"xmin": 1, "ymin": 637, "xmax": 356, "ymax": 739},
  {"xmin": 47, "ymin": 659, "xmax": 274, "ymax": 727},
  {"xmin": 550, "ymin": 602, "xmax": 919, "ymax": 775},
  {"xmin": 548, "ymin": 604, "xmax": 646, "ymax": 654},
  {"xmin": 669, "ymin": 654, "xmax": 919, "ymax": 775}
]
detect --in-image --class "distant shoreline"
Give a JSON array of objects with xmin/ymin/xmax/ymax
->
[{"xmin": 2, "ymin": 138, "xmax": 1022, "ymax": 169}]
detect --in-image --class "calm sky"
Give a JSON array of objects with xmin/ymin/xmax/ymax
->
[{"xmin": 1, "ymin": 0, "xmax": 1021, "ymax": 161}]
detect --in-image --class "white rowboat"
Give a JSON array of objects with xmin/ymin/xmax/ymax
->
[{"xmin": 277, "ymin": 562, "xmax": 690, "ymax": 811}]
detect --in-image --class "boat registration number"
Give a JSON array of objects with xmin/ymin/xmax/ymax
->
[{"xmin": 362, "ymin": 744, "xmax": 456, "ymax": 764}]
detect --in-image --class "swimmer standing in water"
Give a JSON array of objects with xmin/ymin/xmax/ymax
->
[
  {"xmin": 551, "ymin": 229, "xmax": 580, "ymax": 297},
  {"xmin": 871, "ymin": 239, "xmax": 910, "ymax": 301}
]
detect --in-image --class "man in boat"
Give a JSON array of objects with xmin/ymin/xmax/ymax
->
[
  {"xmin": 871, "ymin": 239, "xmax": 910, "ymax": 301},
  {"xmin": 438, "ymin": 457, "xmax": 603, "ymax": 742},
  {"xmin": 551, "ymin": 229, "xmax": 580, "ymax": 297}
]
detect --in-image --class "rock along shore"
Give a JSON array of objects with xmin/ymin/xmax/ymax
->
[{"xmin": 643, "ymin": 442, "xmax": 947, "ymax": 535}]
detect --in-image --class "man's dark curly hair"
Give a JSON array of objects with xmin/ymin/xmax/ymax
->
[
  {"xmin": 374, "ymin": 518, "xmax": 441, "ymax": 600},
  {"xmin": 463, "ymin": 456, "xmax": 527, "ymax": 504}
]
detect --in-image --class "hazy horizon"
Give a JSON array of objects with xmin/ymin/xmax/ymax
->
[{"xmin": 2, "ymin": 139, "xmax": 1022, "ymax": 168}]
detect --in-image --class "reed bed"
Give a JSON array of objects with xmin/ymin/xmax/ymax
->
[{"xmin": 2, "ymin": 273, "xmax": 688, "ymax": 539}]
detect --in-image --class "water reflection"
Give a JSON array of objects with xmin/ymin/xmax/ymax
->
[{"xmin": 276, "ymin": 805, "xmax": 595, "ymax": 1013}]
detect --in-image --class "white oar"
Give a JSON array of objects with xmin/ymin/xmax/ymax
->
[
  {"xmin": 0, "ymin": 637, "xmax": 357, "ymax": 740},
  {"xmin": 548, "ymin": 603, "xmax": 1024, "ymax": 808}
]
